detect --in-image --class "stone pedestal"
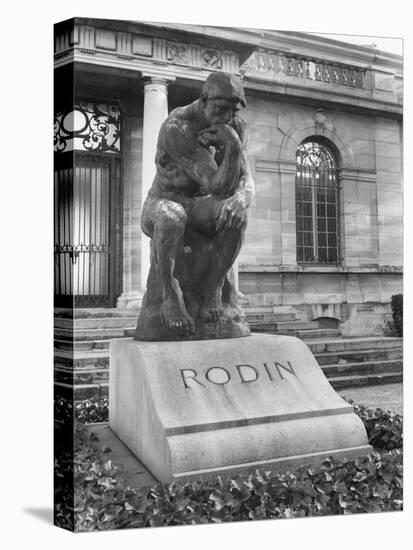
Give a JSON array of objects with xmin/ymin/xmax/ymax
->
[{"xmin": 109, "ymin": 333, "xmax": 370, "ymax": 482}]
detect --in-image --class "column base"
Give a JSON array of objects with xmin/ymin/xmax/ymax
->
[{"xmin": 117, "ymin": 291, "xmax": 144, "ymax": 309}]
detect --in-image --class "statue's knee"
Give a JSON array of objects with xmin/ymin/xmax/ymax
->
[
  {"xmin": 158, "ymin": 203, "xmax": 187, "ymax": 231},
  {"xmin": 239, "ymin": 215, "xmax": 248, "ymax": 230}
]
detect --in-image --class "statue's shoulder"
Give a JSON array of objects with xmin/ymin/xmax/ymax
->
[{"xmin": 163, "ymin": 104, "xmax": 197, "ymax": 140}]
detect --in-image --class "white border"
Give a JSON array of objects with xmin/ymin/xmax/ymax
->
[{"xmin": 2, "ymin": 1, "xmax": 411, "ymax": 548}]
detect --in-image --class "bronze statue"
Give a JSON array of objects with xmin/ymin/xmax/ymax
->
[{"xmin": 135, "ymin": 72, "xmax": 255, "ymax": 341}]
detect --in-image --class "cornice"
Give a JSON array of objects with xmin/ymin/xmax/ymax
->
[
  {"xmin": 257, "ymin": 30, "xmax": 403, "ymax": 73},
  {"xmin": 54, "ymin": 22, "xmax": 242, "ymax": 76},
  {"xmin": 242, "ymin": 76, "xmax": 402, "ymax": 118}
]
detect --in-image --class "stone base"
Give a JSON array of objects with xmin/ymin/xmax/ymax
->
[{"xmin": 109, "ymin": 334, "xmax": 371, "ymax": 482}]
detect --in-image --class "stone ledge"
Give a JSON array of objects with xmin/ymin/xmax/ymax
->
[{"xmin": 238, "ymin": 264, "xmax": 403, "ymax": 274}]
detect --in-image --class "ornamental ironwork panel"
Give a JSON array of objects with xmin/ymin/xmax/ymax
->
[
  {"xmin": 295, "ymin": 141, "xmax": 340, "ymax": 264},
  {"xmin": 54, "ymin": 102, "xmax": 121, "ymax": 153}
]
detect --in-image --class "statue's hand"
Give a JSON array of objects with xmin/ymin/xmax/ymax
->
[
  {"xmin": 216, "ymin": 194, "xmax": 248, "ymax": 230},
  {"xmin": 199, "ymin": 124, "xmax": 242, "ymax": 150}
]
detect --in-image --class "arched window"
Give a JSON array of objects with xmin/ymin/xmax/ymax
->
[{"xmin": 295, "ymin": 139, "xmax": 340, "ymax": 264}]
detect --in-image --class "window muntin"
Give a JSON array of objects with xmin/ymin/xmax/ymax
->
[{"xmin": 295, "ymin": 140, "xmax": 340, "ymax": 264}]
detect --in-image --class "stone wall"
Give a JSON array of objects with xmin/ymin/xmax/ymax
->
[{"xmin": 237, "ymin": 92, "xmax": 402, "ymax": 334}]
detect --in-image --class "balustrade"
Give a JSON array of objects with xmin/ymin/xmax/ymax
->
[{"xmin": 252, "ymin": 51, "xmax": 365, "ymax": 89}]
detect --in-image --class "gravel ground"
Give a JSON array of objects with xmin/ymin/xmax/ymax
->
[{"xmin": 338, "ymin": 383, "xmax": 403, "ymax": 415}]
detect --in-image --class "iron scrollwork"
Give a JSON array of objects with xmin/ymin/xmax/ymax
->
[{"xmin": 54, "ymin": 102, "xmax": 121, "ymax": 153}]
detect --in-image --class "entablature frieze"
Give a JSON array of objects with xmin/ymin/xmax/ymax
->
[
  {"xmin": 54, "ymin": 21, "xmax": 402, "ymax": 117},
  {"xmin": 54, "ymin": 22, "xmax": 241, "ymax": 76}
]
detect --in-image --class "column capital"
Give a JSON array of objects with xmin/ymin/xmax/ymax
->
[{"xmin": 141, "ymin": 72, "xmax": 176, "ymax": 86}]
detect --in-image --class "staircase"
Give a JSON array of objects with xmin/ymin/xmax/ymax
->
[
  {"xmin": 54, "ymin": 306, "xmax": 403, "ymax": 400},
  {"xmin": 54, "ymin": 309, "xmax": 136, "ymax": 400},
  {"xmin": 306, "ymin": 336, "xmax": 403, "ymax": 389},
  {"xmin": 246, "ymin": 305, "xmax": 342, "ymax": 339},
  {"xmin": 247, "ymin": 305, "xmax": 403, "ymax": 390}
]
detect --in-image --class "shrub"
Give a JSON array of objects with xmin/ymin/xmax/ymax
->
[
  {"xmin": 391, "ymin": 293, "xmax": 403, "ymax": 337},
  {"xmin": 71, "ymin": 427, "xmax": 403, "ymax": 531},
  {"xmin": 53, "ymin": 398, "xmax": 403, "ymax": 530},
  {"xmin": 75, "ymin": 397, "xmax": 109, "ymax": 423},
  {"xmin": 347, "ymin": 400, "xmax": 403, "ymax": 450}
]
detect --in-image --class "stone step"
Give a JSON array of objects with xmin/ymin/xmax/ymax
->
[
  {"xmin": 250, "ymin": 321, "xmax": 319, "ymax": 333},
  {"xmin": 243, "ymin": 306, "xmax": 281, "ymax": 314},
  {"xmin": 55, "ymin": 327, "xmax": 131, "ymax": 340},
  {"xmin": 299, "ymin": 329, "xmax": 342, "ymax": 339},
  {"xmin": 306, "ymin": 337, "xmax": 403, "ymax": 355},
  {"xmin": 321, "ymin": 359, "xmax": 403, "ymax": 378},
  {"xmin": 54, "ymin": 308, "xmax": 138, "ymax": 319},
  {"xmin": 55, "ymin": 366, "xmax": 109, "ymax": 386},
  {"xmin": 54, "ymin": 338, "xmax": 114, "ymax": 351},
  {"xmin": 54, "ymin": 351, "xmax": 110, "ymax": 369},
  {"xmin": 246, "ymin": 313, "xmax": 297, "ymax": 323},
  {"xmin": 251, "ymin": 320, "xmax": 317, "ymax": 330},
  {"xmin": 55, "ymin": 316, "xmax": 137, "ymax": 330},
  {"xmin": 314, "ymin": 347, "xmax": 403, "ymax": 365},
  {"xmin": 328, "ymin": 372, "xmax": 403, "ymax": 390}
]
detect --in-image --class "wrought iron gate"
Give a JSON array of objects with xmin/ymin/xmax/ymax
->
[{"xmin": 54, "ymin": 151, "xmax": 122, "ymax": 307}]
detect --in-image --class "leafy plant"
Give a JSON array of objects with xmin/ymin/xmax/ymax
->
[
  {"xmin": 391, "ymin": 293, "xmax": 403, "ymax": 337},
  {"xmin": 75, "ymin": 397, "xmax": 109, "ymax": 423},
  {"xmin": 70, "ymin": 430, "xmax": 403, "ymax": 531},
  {"xmin": 347, "ymin": 399, "xmax": 403, "ymax": 450},
  {"xmin": 54, "ymin": 397, "xmax": 403, "ymax": 531}
]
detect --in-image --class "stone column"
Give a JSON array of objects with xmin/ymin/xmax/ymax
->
[
  {"xmin": 140, "ymin": 77, "xmax": 170, "ymax": 292},
  {"xmin": 116, "ymin": 115, "xmax": 144, "ymax": 309}
]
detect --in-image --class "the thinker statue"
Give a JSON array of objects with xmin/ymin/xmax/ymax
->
[{"xmin": 135, "ymin": 72, "xmax": 255, "ymax": 341}]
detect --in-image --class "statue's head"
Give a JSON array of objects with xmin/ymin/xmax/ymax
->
[{"xmin": 200, "ymin": 72, "xmax": 246, "ymax": 125}]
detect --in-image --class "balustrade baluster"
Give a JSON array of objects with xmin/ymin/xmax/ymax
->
[
  {"xmin": 314, "ymin": 62, "xmax": 322, "ymax": 81},
  {"xmin": 305, "ymin": 60, "xmax": 311, "ymax": 79},
  {"xmin": 257, "ymin": 53, "xmax": 265, "ymax": 71},
  {"xmin": 337, "ymin": 66, "xmax": 345, "ymax": 85},
  {"xmin": 355, "ymin": 70, "xmax": 364, "ymax": 88}
]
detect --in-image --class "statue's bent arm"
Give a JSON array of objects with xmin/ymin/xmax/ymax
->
[{"xmin": 163, "ymin": 121, "xmax": 243, "ymax": 199}]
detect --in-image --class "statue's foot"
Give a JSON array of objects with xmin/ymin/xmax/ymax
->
[
  {"xmin": 225, "ymin": 303, "xmax": 243, "ymax": 321},
  {"xmin": 160, "ymin": 298, "xmax": 196, "ymax": 335},
  {"xmin": 199, "ymin": 297, "xmax": 224, "ymax": 323},
  {"xmin": 222, "ymin": 286, "xmax": 244, "ymax": 321}
]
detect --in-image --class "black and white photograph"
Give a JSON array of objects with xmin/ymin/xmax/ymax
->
[
  {"xmin": 52, "ymin": 15, "xmax": 404, "ymax": 533},
  {"xmin": 2, "ymin": 1, "xmax": 409, "ymax": 548}
]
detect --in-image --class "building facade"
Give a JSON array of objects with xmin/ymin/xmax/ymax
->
[{"xmin": 54, "ymin": 18, "xmax": 403, "ymax": 337}]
